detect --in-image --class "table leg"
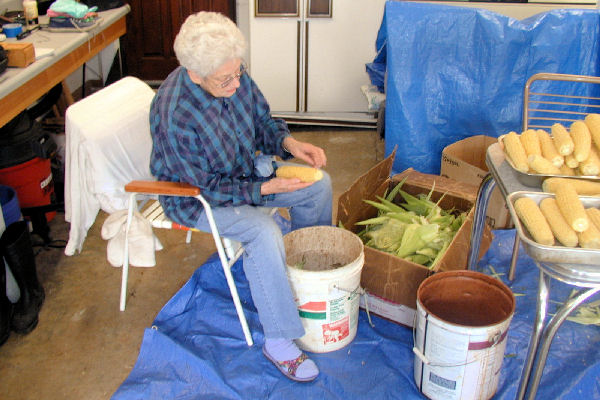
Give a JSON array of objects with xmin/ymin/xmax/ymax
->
[
  {"xmin": 526, "ymin": 283, "xmax": 600, "ymax": 400},
  {"xmin": 468, "ymin": 173, "xmax": 496, "ymax": 271},
  {"xmin": 517, "ymin": 269, "xmax": 550, "ymax": 400}
]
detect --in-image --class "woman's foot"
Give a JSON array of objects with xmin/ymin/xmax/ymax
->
[{"xmin": 263, "ymin": 338, "xmax": 319, "ymax": 382}]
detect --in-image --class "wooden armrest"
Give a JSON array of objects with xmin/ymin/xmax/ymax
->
[{"xmin": 125, "ymin": 180, "xmax": 201, "ymax": 197}]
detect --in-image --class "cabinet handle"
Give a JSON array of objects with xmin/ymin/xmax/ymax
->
[
  {"xmin": 304, "ymin": 20, "xmax": 309, "ymax": 112},
  {"xmin": 296, "ymin": 20, "xmax": 301, "ymax": 113}
]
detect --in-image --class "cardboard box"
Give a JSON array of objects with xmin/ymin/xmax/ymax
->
[
  {"xmin": 0, "ymin": 43, "xmax": 35, "ymax": 67},
  {"xmin": 337, "ymin": 151, "xmax": 493, "ymax": 327},
  {"xmin": 440, "ymin": 135, "xmax": 512, "ymax": 229}
]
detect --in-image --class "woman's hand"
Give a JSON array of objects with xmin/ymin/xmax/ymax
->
[
  {"xmin": 260, "ymin": 177, "xmax": 313, "ymax": 195},
  {"xmin": 282, "ymin": 137, "xmax": 327, "ymax": 168}
]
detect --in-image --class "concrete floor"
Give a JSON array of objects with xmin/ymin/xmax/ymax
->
[{"xmin": 0, "ymin": 127, "xmax": 385, "ymax": 399}]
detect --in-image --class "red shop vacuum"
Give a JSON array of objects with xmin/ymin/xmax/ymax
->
[{"xmin": 0, "ymin": 109, "xmax": 59, "ymax": 244}]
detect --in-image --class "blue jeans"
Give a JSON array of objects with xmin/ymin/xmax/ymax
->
[{"xmin": 194, "ymin": 164, "xmax": 332, "ymax": 340}]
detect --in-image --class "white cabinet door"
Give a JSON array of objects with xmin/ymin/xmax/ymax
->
[
  {"xmin": 249, "ymin": 0, "xmax": 387, "ymax": 115},
  {"xmin": 306, "ymin": 0, "xmax": 387, "ymax": 113},
  {"xmin": 249, "ymin": 17, "xmax": 300, "ymax": 112}
]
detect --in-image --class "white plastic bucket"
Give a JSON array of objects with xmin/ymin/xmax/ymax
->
[
  {"xmin": 413, "ymin": 270, "xmax": 515, "ymax": 400},
  {"xmin": 284, "ymin": 226, "xmax": 364, "ymax": 353}
]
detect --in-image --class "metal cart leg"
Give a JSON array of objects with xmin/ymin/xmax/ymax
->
[
  {"xmin": 517, "ymin": 269, "xmax": 551, "ymax": 400},
  {"xmin": 468, "ymin": 173, "xmax": 496, "ymax": 270},
  {"xmin": 525, "ymin": 281, "xmax": 600, "ymax": 400}
]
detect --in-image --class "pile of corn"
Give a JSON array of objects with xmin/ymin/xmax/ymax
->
[
  {"xmin": 354, "ymin": 180, "xmax": 466, "ymax": 269},
  {"xmin": 502, "ymin": 113, "xmax": 600, "ymax": 176},
  {"xmin": 514, "ymin": 182, "xmax": 600, "ymax": 248}
]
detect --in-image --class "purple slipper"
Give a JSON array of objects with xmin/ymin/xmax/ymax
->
[{"xmin": 262, "ymin": 346, "xmax": 319, "ymax": 382}]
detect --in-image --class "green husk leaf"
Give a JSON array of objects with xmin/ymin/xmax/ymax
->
[{"xmin": 386, "ymin": 177, "xmax": 407, "ymax": 202}]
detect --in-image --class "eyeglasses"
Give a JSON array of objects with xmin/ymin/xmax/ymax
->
[{"xmin": 212, "ymin": 62, "xmax": 247, "ymax": 88}]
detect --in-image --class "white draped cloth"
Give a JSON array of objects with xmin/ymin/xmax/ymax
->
[{"xmin": 64, "ymin": 77, "xmax": 156, "ymax": 256}]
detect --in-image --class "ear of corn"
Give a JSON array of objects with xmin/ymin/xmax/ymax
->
[
  {"xmin": 539, "ymin": 198, "xmax": 578, "ymax": 247},
  {"xmin": 564, "ymin": 153, "xmax": 579, "ymax": 169},
  {"xmin": 520, "ymin": 129, "xmax": 542, "ymax": 156},
  {"xmin": 543, "ymin": 177, "xmax": 600, "ymax": 195},
  {"xmin": 503, "ymin": 131, "xmax": 529, "ymax": 172},
  {"xmin": 558, "ymin": 164, "xmax": 576, "ymax": 176},
  {"xmin": 578, "ymin": 146, "xmax": 600, "ymax": 176},
  {"xmin": 586, "ymin": 207, "xmax": 600, "ymax": 230},
  {"xmin": 537, "ymin": 129, "xmax": 564, "ymax": 167},
  {"xmin": 275, "ymin": 165, "xmax": 323, "ymax": 182},
  {"xmin": 551, "ymin": 123, "xmax": 574, "ymax": 156},
  {"xmin": 570, "ymin": 120, "xmax": 592, "ymax": 162},
  {"xmin": 514, "ymin": 197, "xmax": 555, "ymax": 246},
  {"xmin": 554, "ymin": 183, "xmax": 589, "ymax": 232},
  {"xmin": 577, "ymin": 209, "xmax": 600, "ymax": 249},
  {"xmin": 584, "ymin": 113, "xmax": 600, "ymax": 151},
  {"xmin": 528, "ymin": 154, "xmax": 561, "ymax": 175}
]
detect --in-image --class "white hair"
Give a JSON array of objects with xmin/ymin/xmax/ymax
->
[{"xmin": 173, "ymin": 12, "xmax": 246, "ymax": 77}]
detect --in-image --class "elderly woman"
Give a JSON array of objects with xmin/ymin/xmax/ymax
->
[{"xmin": 149, "ymin": 12, "xmax": 332, "ymax": 382}]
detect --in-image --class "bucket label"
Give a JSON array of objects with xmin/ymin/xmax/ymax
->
[
  {"xmin": 298, "ymin": 301, "xmax": 327, "ymax": 320},
  {"xmin": 429, "ymin": 372, "xmax": 456, "ymax": 390},
  {"xmin": 330, "ymin": 295, "xmax": 349, "ymax": 321},
  {"xmin": 321, "ymin": 316, "xmax": 350, "ymax": 344}
]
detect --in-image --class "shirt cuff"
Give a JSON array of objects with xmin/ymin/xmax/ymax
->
[
  {"xmin": 250, "ymin": 181, "xmax": 267, "ymax": 205},
  {"xmin": 281, "ymin": 135, "xmax": 293, "ymax": 153}
]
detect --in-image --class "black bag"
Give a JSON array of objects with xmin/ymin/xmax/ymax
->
[
  {"xmin": 80, "ymin": 0, "xmax": 125, "ymax": 11},
  {"xmin": 0, "ymin": 46, "xmax": 7, "ymax": 76}
]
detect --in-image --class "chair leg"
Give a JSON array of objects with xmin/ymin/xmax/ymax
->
[
  {"xmin": 199, "ymin": 199, "xmax": 253, "ymax": 346},
  {"xmin": 120, "ymin": 194, "xmax": 136, "ymax": 311}
]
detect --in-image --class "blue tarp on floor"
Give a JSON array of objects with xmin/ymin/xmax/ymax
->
[
  {"xmin": 112, "ymin": 229, "xmax": 600, "ymax": 399},
  {"xmin": 369, "ymin": 2, "xmax": 600, "ymax": 175}
]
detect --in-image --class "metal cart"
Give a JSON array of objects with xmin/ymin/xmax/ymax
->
[{"xmin": 466, "ymin": 73, "xmax": 600, "ymax": 400}]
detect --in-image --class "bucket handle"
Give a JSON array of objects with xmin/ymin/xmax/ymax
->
[
  {"xmin": 412, "ymin": 312, "xmax": 507, "ymax": 368},
  {"xmin": 333, "ymin": 284, "xmax": 375, "ymax": 328}
]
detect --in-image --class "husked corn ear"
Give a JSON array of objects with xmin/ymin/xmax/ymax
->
[
  {"xmin": 539, "ymin": 198, "xmax": 578, "ymax": 247},
  {"xmin": 520, "ymin": 129, "xmax": 542, "ymax": 156},
  {"xmin": 514, "ymin": 197, "xmax": 555, "ymax": 246},
  {"xmin": 503, "ymin": 131, "xmax": 529, "ymax": 172},
  {"xmin": 543, "ymin": 177, "xmax": 600, "ymax": 195},
  {"xmin": 578, "ymin": 146, "xmax": 600, "ymax": 176},
  {"xmin": 275, "ymin": 165, "xmax": 323, "ymax": 182},
  {"xmin": 551, "ymin": 123, "xmax": 574, "ymax": 156},
  {"xmin": 558, "ymin": 164, "xmax": 576, "ymax": 176},
  {"xmin": 528, "ymin": 154, "xmax": 561, "ymax": 174},
  {"xmin": 577, "ymin": 208, "xmax": 600, "ymax": 249},
  {"xmin": 570, "ymin": 120, "xmax": 592, "ymax": 162},
  {"xmin": 585, "ymin": 207, "xmax": 600, "ymax": 233},
  {"xmin": 564, "ymin": 154, "xmax": 579, "ymax": 169},
  {"xmin": 584, "ymin": 113, "xmax": 600, "ymax": 150},
  {"xmin": 537, "ymin": 129, "xmax": 564, "ymax": 167},
  {"xmin": 554, "ymin": 183, "xmax": 589, "ymax": 232},
  {"xmin": 586, "ymin": 208, "xmax": 600, "ymax": 231}
]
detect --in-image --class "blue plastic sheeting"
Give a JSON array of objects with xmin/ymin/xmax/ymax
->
[
  {"xmin": 112, "ymin": 229, "xmax": 600, "ymax": 399},
  {"xmin": 374, "ymin": 1, "xmax": 600, "ymax": 175}
]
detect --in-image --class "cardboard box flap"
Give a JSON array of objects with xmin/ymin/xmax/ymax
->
[
  {"xmin": 445, "ymin": 135, "xmax": 497, "ymax": 170},
  {"xmin": 391, "ymin": 168, "xmax": 480, "ymax": 205},
  {"xmin": 441, "ymin": 135, "xmax": 512, "ymax": 229},
  {"xmin": 337, "ymin": 149, "xmax": 396, "ymax": 231}
]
